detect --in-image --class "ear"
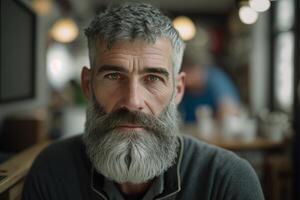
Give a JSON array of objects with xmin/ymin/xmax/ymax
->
[
  {"xmin": 175, "ymin": 72, "xmax": 186, "ymax": 105},
  {"xmin": 81, "ymin": 66, "xmax": 92, "ymax": 101}
]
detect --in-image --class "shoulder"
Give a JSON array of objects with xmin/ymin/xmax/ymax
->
[
  {"xmin": 181, "ymin": 135, "xmax": 240, "ymax": 165},
  {"xmin": 206, "ymin": 66, "xmax": 240, "ymax": 100},
  {"xmin": 180, "ymin": 135, "xmax": 264, "ymax": 199},
  {"xmin": 181, "ymin": 135, "xmax": 254, "ymax": 175},
  {"xmin": 38, "ymin": 135, "xmax": 83, "ymax": 159},
  {"xmin": 207, "ymin": 66, "xmax": 231, "ymax": 86},
  {"xmin": 207, "ymin": 66, "xmax": 227, "ymax": 79},
  {"xmin": 22, "ymin": 135, "xmax": 90, "ymax": 199},
  {"xmin": 29, "ymin": 135, "xmax": 86, "ymax": 174}
]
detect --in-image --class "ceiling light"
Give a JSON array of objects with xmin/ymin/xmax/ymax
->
[
  {"xmin": 50, "ymin": 18, "xmax": 79, "ymax": 43},
  {"xmin": 249, "ymin": 0, "xmax": 271, "ymax": 12},
  {"xmin": 239, "ymin": 6, "xmax": 258, "ymax": 25},
  {"xmin": 173, "ymin": 16, "xmax": 196, "ymax": 41},
  {"xmin": 32, "ymin": 0, "xmax": 52, "ymax": 15}
]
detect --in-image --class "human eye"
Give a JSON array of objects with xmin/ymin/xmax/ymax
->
[
  {"xmin": 104, "ymin": 72, "xmax": 122, "ymax": 80},
  {"xmin": 144, "ymin": 74, "xmax": 163, "ymax": 83}
]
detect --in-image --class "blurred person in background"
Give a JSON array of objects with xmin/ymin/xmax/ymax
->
[
  {"xmin": 22, "ymin": 2, "xmax": 264, "ymax": 200},
  {"xmin": 179, "ymin": 49, "xmax": 241, "ymax": 124}
]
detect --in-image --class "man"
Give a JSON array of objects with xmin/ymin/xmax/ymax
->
[
  {"xmin": 22, "ymin": 3, "xmax": 264, "ymax": 200},
  {"xmin": 179, "ymin": 50, "xmax": 241, "ymax": 123}
]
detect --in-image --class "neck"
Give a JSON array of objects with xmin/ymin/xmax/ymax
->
[{"xmin": 118, "ymin": 180, "xmax": 154, "ymax": 195}]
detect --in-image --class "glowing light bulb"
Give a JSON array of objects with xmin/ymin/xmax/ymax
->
[
  {"xmin": 32, "ymin": 0, "xmax": 51, "ymax": 15},
  {"xmin": 239, "ymin": 6, "xmax": 258, "ymax": 25},
  {"xmin": 173, "ymin": 16, "xmax": 196, "ymax": 41},
  {"xmin": 50, "ymin": 18, "xmax": 79, "ymax": 43},
  {"xmin": 249, "ymin": 0, "xmax": 271, "ymax": 12}
]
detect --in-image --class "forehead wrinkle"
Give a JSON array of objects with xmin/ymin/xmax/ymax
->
[
  {"xmin": 98, "ymin": 52, "xmax": 132, "ymax": 59},
  {"xmin": 95, "ymin": 39, "xmax": 173, "ymax": 74},
  {"xmin": 99, "ymin": 40, "xmax": 170, "ymax": 55},
  {"xmin": 142, "ymin": 55, "xmax": 170, "ymax": 65},
  {"xmin": 96, "ymin": 59, "xmax": 130, "ymax": 70},
  {"xmin": 100, "ymin": 49, "xmax": 167, "ymax": 59},
  {"xmin": 98, "ymin": 52, "xmax": 170, "ymax": 69},
  {"xmin": 133, "ymin": 56, "xmax": 139, "ymax": 73}
]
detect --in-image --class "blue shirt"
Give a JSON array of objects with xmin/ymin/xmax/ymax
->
[{"xmin": 179, "ymin": 66, "xmax": 240, "ymax": 123}]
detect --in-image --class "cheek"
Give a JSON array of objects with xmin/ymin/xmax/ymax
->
[
  {"xmin": 92, "ymin": 80, "xmax": 122, "ymax": 112},
  {"xmin": 144, "ymin": 84, "xmax": 173, "ymax": 115}
]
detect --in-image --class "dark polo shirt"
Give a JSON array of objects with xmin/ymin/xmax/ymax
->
[{"xmin": 22, "ymin": 134, "xmax": 264, "ymax": 200}]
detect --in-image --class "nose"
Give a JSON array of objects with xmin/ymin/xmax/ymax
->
[{"xmin": 120, "ymin": 78, "xmax": 144, "ymax": 111}]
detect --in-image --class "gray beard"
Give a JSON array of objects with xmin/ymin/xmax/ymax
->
[{"xmin": 82, "ymin": 99, "xmax": 180, "ymax": 184}]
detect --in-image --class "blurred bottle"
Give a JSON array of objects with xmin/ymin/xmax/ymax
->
[
  {"xmin": 221, "ymin": 108, "xmax": 257, "ymax": 142},
  {"xmin": 258, "ymin": 109, "xmax": 290, "ymax": 142},
  {"xmin": 196, "ymin": 106, "xmax": 215, "ymax": 138}
]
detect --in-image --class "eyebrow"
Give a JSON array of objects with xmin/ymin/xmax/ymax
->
[
  {"xmin": 143, "ymin": 67, "xmax": 169, "ymax": 79},
  {"xmin": 96, "ymin": 65, "xmax": 170, "ymax": 79},
  {"xmin": 96, "ymin": 65, "xmax": 127, "ymax": 74}
]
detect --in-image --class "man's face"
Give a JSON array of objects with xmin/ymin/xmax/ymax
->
[
  {"xmin": 90, "ymin": 38, "xmax": 177, "ymax": 117},
  {"xmin": 81, "ymin": 38, "xmax": 185, "ymax": 184}
]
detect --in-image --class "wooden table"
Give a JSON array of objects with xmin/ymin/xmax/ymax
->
[
  {"xmin": 195, "ymin": 135, "xmax": 288, "ymax": 151},
  {"xmin": 0, "ymin": 141, "xmax": 51, "ymax": 200},
  {"xmin": 181, "ymin": 125, "xmax": 289, "ymax": 151}
]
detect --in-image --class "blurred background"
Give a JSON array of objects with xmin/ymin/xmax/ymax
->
[{"xmin": 0, "ymin": 0, "xmax": 299, "ymax": 199}]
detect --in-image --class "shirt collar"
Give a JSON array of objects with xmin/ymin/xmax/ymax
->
[
  {"xmin": 102, "ymin": 174, "xmax": 164, "ymax": 200},
  {"xmin": 90, "ymin": 136, "xmax": 184, "ymax": 200},
  {"xmin": 155, "ymin": 136, "xmax": 184, "ymax": 200}
]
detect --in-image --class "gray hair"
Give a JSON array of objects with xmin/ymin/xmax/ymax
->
[{"xmin": 84, "ymin": 2, "xmax": 185, "ymax": 74}]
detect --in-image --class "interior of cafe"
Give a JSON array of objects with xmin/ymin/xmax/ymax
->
[{"xmin": 0, "ymin": 0, "xmax": 299, "ymax": 199}]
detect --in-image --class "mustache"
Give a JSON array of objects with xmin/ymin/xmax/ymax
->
[
  {"xmin": 83, "ymin": 101, "xmax": 180, "ymax": 184},
  {"xmin": 92, "ymin": 105, "xmax": 171, "ymax": 134}
]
